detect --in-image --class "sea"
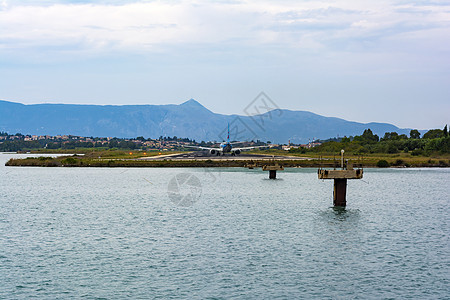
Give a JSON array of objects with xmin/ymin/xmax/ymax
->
[{"xmin": 1, "ymin": 153, "xmax": 449, "ymax": 299}]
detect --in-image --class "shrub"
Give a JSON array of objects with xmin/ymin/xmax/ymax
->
[
  {"xmin": 438, "ymin": 160, "xmax": 448, "ymax": 167},
  {"xmin": 393, "ymin": 159, "xmax": 404, "ymax": 166},
  {"xmin": 411, "ymin": 149, "xmax": 423, "ymax": 156},
  {"xmin": 376, "ymin": 160, "xmax": 390, "ymax": 168},
  {"xmin": 38, "ymin": 156, "xmax": 52, "ymax": 161},
  {"xmin": 62, "ymin": 157, "xmax": 77, "ymax": 165},
  {"xmin": 386, "ymin": 143, "xmax": 399, "ymax": 154}
]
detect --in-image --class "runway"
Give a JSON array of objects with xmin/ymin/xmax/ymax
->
[{"xmin": 139, "ymin": 151, "xmax": 310, "ymax": 161}]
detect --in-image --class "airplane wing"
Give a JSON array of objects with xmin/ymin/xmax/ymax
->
[
  {"xmin": 228, "ymin": 141, "xmax": 245, "ymax": 145},
  {"xmin": 184, "ymin": 145, "xmax": 222, "ymax": 151},
  {"xmin": 232, "ymin": 145, "xmax": 267, "ymax": 152}
]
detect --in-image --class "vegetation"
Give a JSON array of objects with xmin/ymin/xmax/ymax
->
[
  {"xmin": 6, "ymin": 153, "xmax": 449, "ymax": 168},
  {"xmin": 293, "ymin": 127, "xmax": 450, "ymax": 156},
  {"xmin": 376, "ymin": 160, "xmax": 390, "ymax": 168},
  {"xmin": 0, "ymin": 133, "xmax": 197, "ymax": 152},
  {"xmin": 2, "ymin": 126, "xmax": 449, "ymax": 168},
  {"xmin": 252, "ymin": 126, "xmax": 450, "ymax": 168},
  {"xmin": 5, "ymin": 156, "xmax": 325, "ymax": 168}
]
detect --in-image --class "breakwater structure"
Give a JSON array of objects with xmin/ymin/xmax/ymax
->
[
  {"xmin": 318, "ymin": 150, "xmax": 363, "ymax": 207},
  {"xmin": 244, "ymin": 157, "xmax": 285, "ymax": 179},
  {"xmin": 262, "ymin": 163, "xmax": 284, "ymax": 179}
]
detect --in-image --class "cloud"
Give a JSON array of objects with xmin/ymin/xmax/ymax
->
[
  {"xmin": 0, "ymin": 0, "xmax": 449, "ymax": 60},
  {"xmin": 0, "ymin": 1, "xmax": 448, "ymax": 130},
  {"xmin": 394, "ymin": 0, "xmax": 450, "ymax": 7}
]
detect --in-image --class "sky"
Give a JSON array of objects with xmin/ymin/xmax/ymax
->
[{"xmin": 0, "ymin": 0, "xmax": 449, "ymax": 130}]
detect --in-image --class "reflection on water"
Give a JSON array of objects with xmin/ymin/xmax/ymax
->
[
  {"xmin": 331, "ymin": 206, "xmax": 360, "ymax": 220},
  {"xmin": 332, "ymin": 205, "xmax": 347, "ymax": 215},
  {"xmin": 316, "ymin": 207, "xmax": 361, "ymax": 225}
]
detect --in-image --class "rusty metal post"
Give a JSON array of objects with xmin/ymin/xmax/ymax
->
[
  {"xmin": 333, "ymin": 179, "xmax": 347, "ymax": 207},
  {"xmin": 269, "ymin": 170, "xmax": 277, "ymax": 179}
]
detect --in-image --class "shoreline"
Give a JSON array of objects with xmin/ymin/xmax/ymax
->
[{"xmin": 5, "ymin": 156, "xmax": 449, "ymax": 168}]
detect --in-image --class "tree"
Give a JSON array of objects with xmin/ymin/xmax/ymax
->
[
  {"xmin": 354, "ymin": 129, "xmax": 379, "ymax": 143},
  {"xmin": 410, "ymin": 129, "xmax": 420, "ymax": 139},
  {"xmin": 423, "ymin": 129, "xmax": 443, "ymax": 139},
  {"xmin": 386, "ymin": 142, "xmax": 399, "ymax": 154},
  {"xmin": 382, "ymin": 132, "xmax": 399, "ymax": 141},
  {"xmin": 361, "ymin": 129, "xmax": 379, "ymax": 143},
  {"xmin": 444, "ymin": 125, "xmax": 448, "ymax": 137},
  {"xmin": 341, "ymin": 136, "xmax": 351, "ymax": 143}
]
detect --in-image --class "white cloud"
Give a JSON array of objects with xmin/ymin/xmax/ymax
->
[{"xmin": 0, "ymin": 0, "xmax": 449, "ymax": 58}]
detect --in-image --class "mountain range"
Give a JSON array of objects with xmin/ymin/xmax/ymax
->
[{"xmin": 0, "ymin": 99, "xmax": 411, "ymax": 144}]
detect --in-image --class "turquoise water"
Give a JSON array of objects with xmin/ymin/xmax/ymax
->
[{"xmin": 1, "ymin": 153, "xmax": 449, "ymax": 299}]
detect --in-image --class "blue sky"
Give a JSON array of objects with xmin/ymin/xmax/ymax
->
[{"xmin": 0, "ymin": 0, "xmax": 449, "ymax": 129}]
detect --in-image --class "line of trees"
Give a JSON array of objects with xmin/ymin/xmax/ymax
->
[
  {"xmin": 0, "ymin": 139, "xmax": 141, "ymax": 152},
  {"xmin": 299, "ymin": 126, "xmax": 449, "ymax": 155},
  {"xmin": 0, "ymin": 134, "xmax": 199, "ymax": 151},
  {"xmin": 1, "ymin": 126, "xmax": 449, "ymax": 154}
]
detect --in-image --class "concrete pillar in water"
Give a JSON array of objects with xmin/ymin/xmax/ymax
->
[
  {"xmin": 269, "ymin": 170, "xmax": 277, "ymax": 179},
  {"xmin": 262, "ymin": 164, "xmax": 284, "ymax": 180},
  {"xmin": 333, "ymin": 178, "xmax": 347, "ymax": 207},
  {"xmin": 318, "ymin": 150, "xmax": 362, "ymax": 207}
]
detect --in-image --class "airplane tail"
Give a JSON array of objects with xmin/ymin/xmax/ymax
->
[{"xmin": 227, "ymin": 123, "xmax": 230, "ymax": 143}]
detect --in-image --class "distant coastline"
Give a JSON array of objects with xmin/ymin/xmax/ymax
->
[
  {"xmin": 2, "ymin": 125, "xmax": 449, "ymax": 168},
  {"xmin": 5, "ymin": 153, "xmax": 449, "ymax": 168}
]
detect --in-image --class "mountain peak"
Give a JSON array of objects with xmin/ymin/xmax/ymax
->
[{"xmin": 180, "ymin": 98, "xmax": 204, "ymax": 108}]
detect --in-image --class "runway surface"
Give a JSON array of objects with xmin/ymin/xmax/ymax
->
[{"xmin": 139, "ymin": 151, "xmax": 310, "ymax": 161}]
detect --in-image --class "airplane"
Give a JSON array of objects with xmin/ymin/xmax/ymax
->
[{"xmin": 187, "ymin": 123, "xmax": 265, "ymax": 156}]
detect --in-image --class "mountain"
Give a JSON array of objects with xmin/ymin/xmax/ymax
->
[{"xmin": 0, "ymin": 99, "xmax": 410, "ymax": 143}]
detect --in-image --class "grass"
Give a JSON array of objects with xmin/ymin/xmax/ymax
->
[{"xmin": 250, "ymin": 149, "xmax": 450, "ymax": 167}]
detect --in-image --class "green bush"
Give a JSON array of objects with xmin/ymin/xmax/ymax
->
[
  {"xmin": 376, "ymin": 160, "xmax": 390, "ymax": 168},
  {"xmin": 62, "ymin": 157, "xmax": 77, "ymax": 165},
  {"xmin": 411, "ymin": 148, "xmax": 423, "ymax": 156},
  {"xmin": 438, "ymin": 160, "xmax": 448, "ymax": 167},
  {"xmin": 38, "ymin": 156, "xmax": 52, "ymax": 161},
  {"xmin": 386, "ymin": 143, "xmax": 399, "ymax": 154},
  {"xmin": 393, "ymin": 159, "xmax": 404, "ymax": 166}
]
